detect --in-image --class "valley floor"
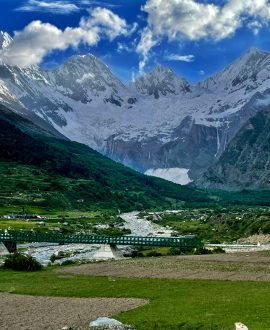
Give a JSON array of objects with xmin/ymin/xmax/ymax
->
[
  {"xmin": 58, "ymin": 251, "xmax": 270, "ymax": 282},
  {"xmin": 1, "ymin": 257, "xmax": 270, "ymax": 330}
]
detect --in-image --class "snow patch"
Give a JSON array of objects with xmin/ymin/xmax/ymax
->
[{"xmin": 145, "ymin": 168, "xmax": 192, "ymax": 185}]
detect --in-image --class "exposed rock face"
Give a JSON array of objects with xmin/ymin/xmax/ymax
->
[
  {"xmin": 1, "ymin": 34, "xmax": 270, "ymax": 182},
  {"xmin": 105, "ymin": 118, "xmax": 219, "ymax": 177},
  {"xmin": 196, "ymin": 107, "xmax": 270, "ymax": 190},
  {"xmin": 129, "ymin": 64, "xmax": 190, "ymax": 98}
]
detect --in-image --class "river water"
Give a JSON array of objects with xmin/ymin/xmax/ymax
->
[{"xmin": 19, "ymin": 212, "xmax": 172, "ymax": 265}]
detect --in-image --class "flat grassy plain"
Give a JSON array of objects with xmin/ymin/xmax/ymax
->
[{"xmin": 0, "ymin": 266, "xmax": 269, "ymax": 330}]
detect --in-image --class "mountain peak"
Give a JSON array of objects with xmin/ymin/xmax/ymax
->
[
  {"xmin": 245, "ymin": 46, "xmax": 266, "ymax": 55},
  {"xmin": 131, "ymin": 65, "xmax": 190, "ymax": 98},
  {"xmin": 200, "ymin": 47, "xmax": 270, "ymax": 90},
  {"xmin": 48, "ymin": 52, "xmax": 126, "ymax": 104},
  {"xmin": 239, "ymin": 47, "xmax": 269, "ymax": 63},
  {"xmin": 0, "ymin": 31, "xmax": 12, "ymax": 50},
  {"xmin": 151, "ymin": 64, "xmax": 173, "ymax": 74}
]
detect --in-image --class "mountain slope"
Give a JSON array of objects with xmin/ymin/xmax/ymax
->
[
  {"xmin": 196, "ymin": 108, "xmax": 270, "ymax": 190},
  {"xmin": 1, "ymin": 33, "xmax": 270, "ymax": 181},
  {"xmin": 0, "ymin": 105, "xmax": 210, "ymax": 211}
]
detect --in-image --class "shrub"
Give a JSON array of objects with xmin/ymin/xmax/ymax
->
[
  {"xmin": 195, "ymin": 247, "xmax": 213, "ymax": 255},
  {"xmin": 3, "ymin": 252, "xmax": 42, "ymax": 271},
  {"xmin": 168, "ymin": 247, "xmax": 195, "ymax": 255},
  {"xmin": 61, "ymin": 259, "xmax": 75, "ymax": 266},
  {"xmin": 212, "ymin": 247, "xmax": 226, "ymax": 254},
  {"xmin": 145, "ymin": 251, "xmax": 162, "ymax": 257},
  {"xmin": 50, "ymin": 254, "xmax": 57, "ymax": 263}
]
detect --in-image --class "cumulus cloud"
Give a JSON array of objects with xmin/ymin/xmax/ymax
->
[
  {"xmin": 16, "ymin": 0, "xmax": 80, "ymax": 14},
  {"xmin": 80, "ymin": 7, "xmax": 130, "ymax": 41},
  {"xmin": 166, "ymin": 54, "xmax": 195, "ymax": 62},
  {"xmin": 143, "ymin": 0, "xmax": 270, "ymax": 41},
  {"xmin": 137, "ymin": 0, "xmax": 270, "ymax": 68},
  {"xmin": 0, "ymin": 7, "xmax": 133, "ymax": 67}
]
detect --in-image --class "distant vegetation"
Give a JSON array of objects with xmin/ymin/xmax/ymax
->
[{"xmin": 141, "ymin": 208, "xmax": 270, "ymax": 243}]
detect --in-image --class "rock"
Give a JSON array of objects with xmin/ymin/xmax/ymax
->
[
  {"xmin": 235, "ymin": 322, "xmax": 249, "ymax": 330},
  {"xmin": 0, "ymin": 242, "xmax": 9, "ymax": 258},
  {"xmin": 89, "ymin": 317, "xmax": 136, "ymax": 330},
  {"xmin": 90, "ymin": 317, "xmax": 122, "ymax": 327}
]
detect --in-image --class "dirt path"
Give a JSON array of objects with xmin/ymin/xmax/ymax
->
[
  {"xmin": 0, "ymin": 293, "xmax": 148, "ymax": 330},
  {"xmin": 58, "ymin": 252, "xmax": 270, "ymax": 281}
]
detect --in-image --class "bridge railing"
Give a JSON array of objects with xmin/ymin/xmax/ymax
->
[{"xmin": 0, "ymin": 230, "xmax": 203, "ymax": 248}]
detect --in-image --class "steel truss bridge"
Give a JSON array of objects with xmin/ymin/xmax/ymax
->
[{"xmin": 0, "ymin": 231, "xmax": 202, "ymax": 250}]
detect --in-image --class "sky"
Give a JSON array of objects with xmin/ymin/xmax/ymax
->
[{"xmin": 1, "ymin": 0, "xmax": 270, "ymax": 83}]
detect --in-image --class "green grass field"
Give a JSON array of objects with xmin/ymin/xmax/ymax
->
[{"xmin": 0, "ymin": 268, "xmax": 269, "ymax": 330}]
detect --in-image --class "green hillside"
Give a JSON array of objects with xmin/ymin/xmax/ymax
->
[{"xmin": 0, "ymin": 106, "xmax": 210, "ymax": 212}]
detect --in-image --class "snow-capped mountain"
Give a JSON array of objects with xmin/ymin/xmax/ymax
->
[
  {"xmin": 0, "ymin": 31, "xmax": 12, "ymax": 50},
  {"xmin": 200, "ymin": 47, "xmax": 270, "ymax": 92},
  {"xmin": 130, "ymin": 64, "xmax": 190, "ymax": 98},
  {"xmin": 48, "ymin": 54, "xmax": 127, "ymax": 106},
  {"xmin": 1, "ymin": 30, "xmax": 270, "ymax": 183}
]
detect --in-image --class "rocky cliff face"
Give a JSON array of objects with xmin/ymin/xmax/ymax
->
[
  {"xmin": 1, "ymin": 31, "xmax": 270, "ymax": 183},
  {"xmin": 196, "ymin": 107, "xmax": 270, "ymax": 190},
  {"xmin": 130, "ymin": 65, "xmax": 190, "ymax": 98}
]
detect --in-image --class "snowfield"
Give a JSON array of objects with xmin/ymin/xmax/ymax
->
[{"xmin": 145, "ymin": 168, "xmax": 192, "ymax": 185}]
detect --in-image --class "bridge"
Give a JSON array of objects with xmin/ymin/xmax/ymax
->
[{"xmin": 0, "ymin": 230, "xmax": 202, "ymax": 252}]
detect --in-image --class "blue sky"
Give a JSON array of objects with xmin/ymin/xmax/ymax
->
[{"xmin": 1, "ymin": 0, "xmax": 270, "ymax": 83}]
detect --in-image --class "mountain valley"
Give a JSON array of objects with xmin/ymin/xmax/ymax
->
[{"xmin": 1, "ymin": 32, "xmax": 270, "ymax": 189}]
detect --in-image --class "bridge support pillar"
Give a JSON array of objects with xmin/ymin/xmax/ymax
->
[
  {"xmin": 4, "ymin": 241, "xmax": 17, "ymax": 253},
  {"xmin": 92, "ymin": 244, "xmax": 124, "ymax": 260}
]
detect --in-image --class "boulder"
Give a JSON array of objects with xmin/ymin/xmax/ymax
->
[
  {"xmin": 89, "ymin": 317, "xmax": 135, "ymax": 330},
  {"xmin": 235, "ymin": 322, "xmax": 248, "ymax": 330}
]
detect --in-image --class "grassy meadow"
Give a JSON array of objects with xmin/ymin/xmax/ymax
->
[{"xmin": 0, "ymin": 267, "xmax": 269, "ymax": 330}]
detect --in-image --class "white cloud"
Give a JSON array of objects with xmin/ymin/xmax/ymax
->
[
  {"xmin": 0, "ymin": 7, "xmax": 133, "ymax": 67},
  {"xmin": 137, "ymin": 0, "xmax": 270, "ymax": 68},
  {"xmin": 16, "ymin": 0, "xmax": 120, "ymax": 14},
  {"xmin": 82, "ymin": 1, "xmax": 120, "ymax": 8},
  {"xmin": 117, "ymin": 42, "xmax": 133, "ymax": 53},
  {"xmin": 16, "ymin": 0, "xmax": 80, "ymax": 14},
  {"xmin": 248, "ymin": 20, "xmax": 263, "ymax": 35},
  {"xmin": 166, "ymin": 54, "xmax": 195, "ymax": 62},
  {"xmin": 80, "ymin": 7, "xmax": 130, "ymax": 41},
  {"xmin": 136, "ymin": 27, "xmax": 158, "ymax": 73},
  {"xmin": 199, "ymin": 70, "xmax": 205, "ymax": 76},
  {"xmin": 143, "ymin": 0, "xmax": 270, "ymax": 41}
]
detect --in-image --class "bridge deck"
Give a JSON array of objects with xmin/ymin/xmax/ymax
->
[{"xmin": 0, "ymin": 231, "xmax": 202, "ymax": 248}]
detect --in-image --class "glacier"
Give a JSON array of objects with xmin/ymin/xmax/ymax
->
[{"xmin": 145, "ymin": 168, "xmax": 192, "ymax": 185}]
